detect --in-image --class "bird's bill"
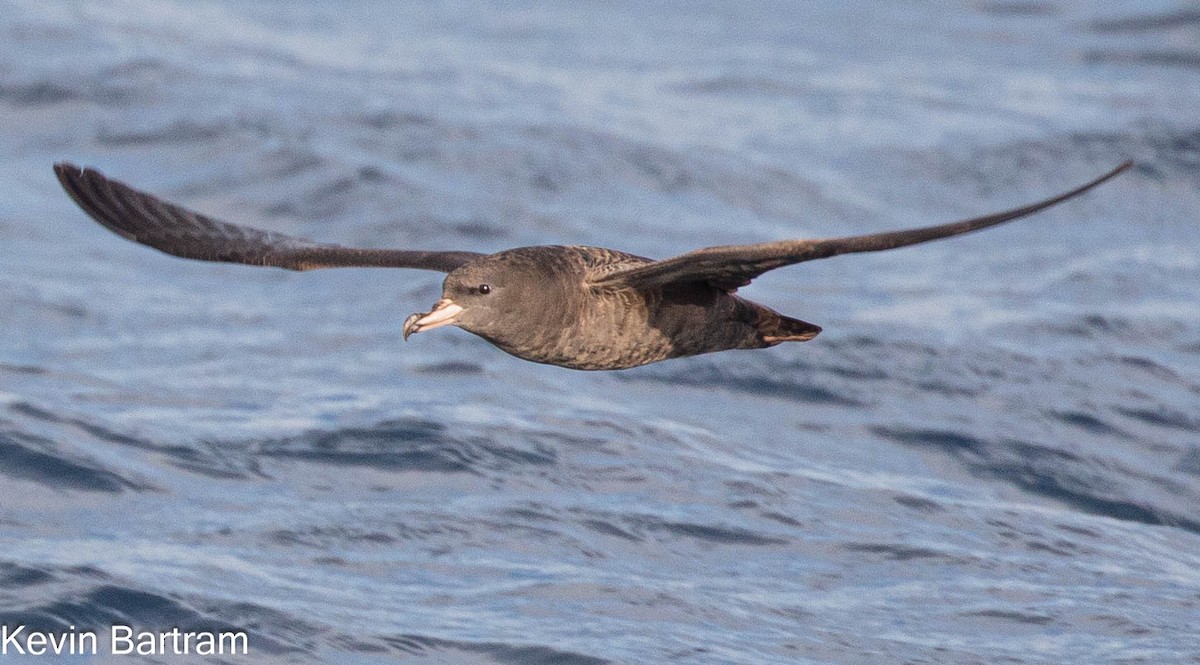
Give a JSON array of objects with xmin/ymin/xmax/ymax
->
[{"xmin": 403, "ymin": 299, "xmax": 464, "ymax": 339}]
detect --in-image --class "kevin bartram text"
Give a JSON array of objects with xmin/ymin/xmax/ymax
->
[{"xmin": 2, "ymin": 624, "xmax": 249, "ymax": 656}]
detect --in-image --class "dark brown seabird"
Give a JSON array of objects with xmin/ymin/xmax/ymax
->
[{"xmin": 53, "ymin": 160, "xmax": 1131, "ymax": 370}]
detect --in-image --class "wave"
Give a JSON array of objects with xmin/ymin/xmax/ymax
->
[
  {"xmin": 255, "ymin": 417, "xmax": 559, "ymax": 475},
  {"xmin": 0, "ymin": 428, "xmax": 150, "ymax": 493},
  {"xmin": 371, "ymin": 634, "xmax": 610, "ymax": 664},
  {"xmin": 873, "ymin": 426, "xmax": 1200, "ymax": 534}
]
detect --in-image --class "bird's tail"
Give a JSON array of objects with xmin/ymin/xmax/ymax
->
[{"xmin": 752, "ymin": 304, "xmax": 822, "ymax": 345}]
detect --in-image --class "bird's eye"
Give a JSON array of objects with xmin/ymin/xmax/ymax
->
[{"xmin": 478, "ymin": 284, "xmax": 491, "ymax": 295}]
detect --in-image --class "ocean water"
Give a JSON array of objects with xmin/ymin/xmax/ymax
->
[{"xmin": 2, "ymin": 1, "xmax": 1199, "ymax": 663}]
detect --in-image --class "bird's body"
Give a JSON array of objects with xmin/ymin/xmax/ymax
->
[
  {"xmin": 453, "ymin": 245, "xmax": 817, "ymax": 369},
  {"xmin": 52, "ymin": 160, "xmax": 1131, "ymax": 370}
]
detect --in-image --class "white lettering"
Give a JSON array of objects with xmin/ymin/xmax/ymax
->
[
  {"xmin": 79, "ymin": 629, "xmax": 98, "ymax": 654},
  {"xmin": 0, "ymin": 625, "xmax": 99, "ymax": 655},
  {"xmin": 135, "ymin": 630, "xmax": 155, "ymax": 655},
  {"xmin": 47, "ymin": 629, "xmax": 68, "ymax": 654},
  {"xmin": 111, "ymin": 625, "xmax": 133, "ymax": 654},
  {"xmin": 2, "ymin": 625, "xmax": 26, "ymax": 655},
  {"xmin": 46, "ymin": 630, "xmax": 65, "ymax": 654},
  {"xmin": 99, "ymin": 625, "xmax": 249, "ymax": 655},
  {"xmin": 26, "ymin": 631, "xmax": 46, "ymax": 655},
  {"xmin": 196, "ymin": 632, "xmax": 214, "ymax": 655}
]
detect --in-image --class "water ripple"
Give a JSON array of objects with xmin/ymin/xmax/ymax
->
[
  {"xmin": 0, "ymin": 430, "xmax": 149, "ymax": 493},
  {"xmin": 377, "ymin": 634, "xmax": 610, "ymax": 665},
  {"xmin": 874, "ymin": 426, "xmax": 1200, "ymax": 534}
]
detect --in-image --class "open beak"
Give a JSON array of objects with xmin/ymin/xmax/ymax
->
[{"xmin": 403, "ymin": 299, "xmax": 464, "ymax": 340}]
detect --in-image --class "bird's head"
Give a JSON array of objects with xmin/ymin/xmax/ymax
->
[{"xmin": 402, "ymin": 249, "xmax": 568, "ymax": 348}]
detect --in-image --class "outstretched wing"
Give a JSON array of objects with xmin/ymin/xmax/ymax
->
[
  {"xmin": 588, "ymin": 161, "xmax": 1132, "ymax": 291},
  {"xmin": 54, "ymin": 163, "xmax": 484, "ymax": 272}
]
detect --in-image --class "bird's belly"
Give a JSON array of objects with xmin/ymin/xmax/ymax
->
[
  {"xmin": 550, "ymin": 325, "xmax": 678, "ymax": 370},
  {"xmin": 504, "ymin": 289, "xmax": 760, "ymax": 371}
]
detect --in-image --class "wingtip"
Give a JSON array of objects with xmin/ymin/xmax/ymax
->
[
  {"xmin": 1074, "ymin": 160, "xmax": 1134, "ymax": 194},
  {"xmin": 53, "ymin": 161, "xmax": 81, "ymax": 176},
  {"xmin": 52, "ymin": 162, "xmax": 88, "ymax": 191},
  {"xmin": 1091, "ymin": 160, "xmax": 1135, "ymax": 189}
]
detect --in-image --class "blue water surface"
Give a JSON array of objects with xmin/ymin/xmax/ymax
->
[{"xmin": 1, "ymin": 1, "xmax": 1198, "ymax": 663}]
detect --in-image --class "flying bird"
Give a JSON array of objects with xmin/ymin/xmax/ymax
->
[{"xmin": 53, "ymin": 160, "xmax": 1132, "ymax": 370}]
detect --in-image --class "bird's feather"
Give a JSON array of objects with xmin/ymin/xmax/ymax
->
[
  {"xmin": 53, "ymin": 162, "xmax": 482, "ymax": 272},
  {"xmin": 587, "ymin": 161, "xmax": 1133, "ymax": 291}
]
